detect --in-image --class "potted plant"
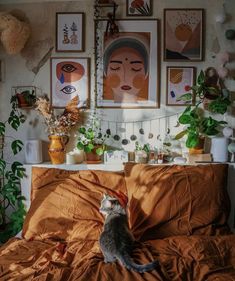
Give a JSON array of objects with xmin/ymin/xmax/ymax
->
[
  {"xmin": 77, "ymin": 118, "xmax": 109, "ymax": 163},
  {"xmin": 175, "ymin": 105, "xmax": 227, "ymax": 153},
  {"xmin": 0, "ymin": 96, "xmax": 26, "ymax": 243},
  {"xmin": 134, "ymin": 141, "xmax": 150, "ymax": 163},
  {"xmin": 14, "ymin": 88, "xmax": 36, "ymax": 108}
]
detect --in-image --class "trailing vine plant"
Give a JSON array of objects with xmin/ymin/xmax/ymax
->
[{"xmin": 0, "ymin": 96, "xmax": 26, "ymax": 243}]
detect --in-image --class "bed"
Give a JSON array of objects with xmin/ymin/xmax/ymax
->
[{"xmin": 0, "ymin": 163, "xmax": 235, "ymax": 281}]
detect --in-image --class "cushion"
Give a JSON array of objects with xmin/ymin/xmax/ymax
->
[
  {"xmin": 22, "ymin": 167, "xmax": 126, "ymax": 241},
  {"xmin": 124, "ymin": 163, "xmax": 231, "ymax": 241}
]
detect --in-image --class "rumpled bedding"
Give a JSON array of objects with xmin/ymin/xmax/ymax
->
[{"xmin": 0, "ymin": 164, "xmax": 234, "ymax": 281}]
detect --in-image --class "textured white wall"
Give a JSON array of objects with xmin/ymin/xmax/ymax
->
[{"xmin": 0, "ymin": 0, "xmax": 235, "ymax": 162}]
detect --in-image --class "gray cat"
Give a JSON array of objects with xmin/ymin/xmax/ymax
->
[{"xmin": 99, "ymin": 194, "xmax": 158, "ymax": 273}]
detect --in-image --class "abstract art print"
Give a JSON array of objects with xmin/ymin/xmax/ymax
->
[
  {"xmin": 166, "ymin": 66, "xmax": 196, "ymax": 106},
  {"xmin": 56, "ymin": 13, "xmax": 84, "ymax": 52},
  {"xmin": 126, "ymin": 0, "xmax": 152, "ymax": 16},
  {"xmin": 50, "ymin": 57, "xmax": 90, "ymax": 108},
  {"xmin": 164, "ymin": 9, "xmax": 204, "ymax": 61},
  {"xmin": 95, "ymin": 19, "xmax": 160, "ymax": 108}
]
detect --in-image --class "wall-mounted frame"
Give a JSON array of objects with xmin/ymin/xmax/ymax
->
[
  {"xmin": 56, "ymin": 12, "xmax": 85, "ymax": 52},
  {"xmin": 50, "ymin": 57, "xmax": 90, "ymax": 108},
  {"xmin": 126, "ymin": 0, "xmax": 152, "ymax": 16},
  {"xmin": 164, "ymin": 9, "xmax": 204, "ymax": 61},
  {"xmin": 166, "ymin": 66, "xmax": 196, "ymax": 106},
  {"xmin": 11, "ymin": 86, "xmax": 37, "ymax": 109},
  {"xmin": 95, "ymin": 19, "xmax": 160, "ymax": 108}
]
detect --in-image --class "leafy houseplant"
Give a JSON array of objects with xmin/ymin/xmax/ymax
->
[
  {"xmin": 175, "ymin": 105, "xmax": 227, "ymax": 149},
  {"xmin": 134, "ymin": 141, "xmax": 150, "ymax": 163},
  {"xmin": 0, "ymin": 96, "xmax": 26, "ymax": 243},
  {"xmin": 77, "ymin": 118, "xmax": 109, "ymax": 162},
  {"xmin": 14, "ymin": 89, "xmax": 36, "ymax": 108}
]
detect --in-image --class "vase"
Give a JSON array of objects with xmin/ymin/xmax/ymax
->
[
  {"xmin": 48, "ymin": 135, "xmax": 69, "ymax": 164},
  {"xmin": 228, "ymin": 139, "xmax": 235, "ymax": 162},
  {"xmin": 85, "ymin": 145, "xmax": 102, "ymax": 164},
  {"xmin": 210, "ymin": 137, "xmax": 228, "ymax": 162}
]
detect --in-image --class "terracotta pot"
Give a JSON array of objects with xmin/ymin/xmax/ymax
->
[
  {"xmin": 48, "ymin": 135, "xmax": 69, "ymax": 164},
  {"xmin": 189, "ymin": 137, "xmax": 205, "ymax": 154},
  {"xmin": 85, "ymin": 145, "xmax": 102, "ymax": 164}
]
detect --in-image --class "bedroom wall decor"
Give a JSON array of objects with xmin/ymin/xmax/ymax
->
[
  {"xmin": 56, "ymin": 12, "xmax": 85, "ymax": 52},
  {"xmin": 126, "ymin": 0, "xmax": 152, "ymax": 16},
  {"xmin": 164, "ymin": 9, "xmax": 204, "ymax": 61},
  {"xmin": 166, "ymin": 66, "xmax": 196, "ymax": 106},
  {"xmin": 95, "ymin": 19, "xmax": 160, "ymax": 108},
  {"xmin": 50, "ymin": 57, "xmax": 90, "ymax": 108}
]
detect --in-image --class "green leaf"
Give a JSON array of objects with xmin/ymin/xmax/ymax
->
[
  {"xmin": 77, "ymin": 142, "xmax": 84, "ymax": 150},
  {"xmin": 186, "ymin": 133, "xmax": 199, "ymax": 148},
  {"xmin": 79, "ymin": 127, "xmax": 86, "ymax": 134},
  {"xmin": 0, "ymin": 158, "xmax": 6, "ymax": 175},
  {"xmin": 179, "ymin": 115, "xmax": 192, "ymax": 124},
  {"xmin": 174, "ymin": 130, "xmax": 187, "ymax": 140},
  {"xmin": 11, "ymin": 140, "xmax": 24, "ymax": 155},
  {"xmin": 96, "ymin": 147, "xmax": 104, "ymax": 156},
  {"xmin": 197, "ymin": 70, "xmax": 205, "ymax": 85},
  {"xmin": 11, "ymin": 162, "xmax": 26, "ymax": 178},
  {"xmin": 0, "ymin": 122, "xmax": 5, "ymax": 135},
  {"xmin": 8, "ymin": 115, "xmax": 20, "ymax": 131},
  {"xmin": 176, "ymin": 93, "xmax": 192, "ymax": 102}
]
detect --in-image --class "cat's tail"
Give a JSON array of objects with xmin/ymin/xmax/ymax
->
[{"xmin": 118, "ymin": 253, "xmax": 158, "ymax": 273}]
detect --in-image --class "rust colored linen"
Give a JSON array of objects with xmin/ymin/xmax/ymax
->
[
  {"xmin": 125, "ymin": 163, "xmax": 231, "ymax": 241},
  {"xmin": 23, "ymin": 167, "xmax": 127, "ymax": 241},
  {"xmin": 0, "ymin": 164, "xmax": 235, "ymax": 281}
]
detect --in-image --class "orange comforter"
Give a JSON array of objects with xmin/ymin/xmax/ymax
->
[{"xmin": 0, "ymin": 164, "xmax": 235, "ymax": 280}]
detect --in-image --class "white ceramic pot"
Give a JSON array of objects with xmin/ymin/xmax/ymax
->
[{"xmin": 210, "ymin": 137, "xmax": 228, "ymax": 162}]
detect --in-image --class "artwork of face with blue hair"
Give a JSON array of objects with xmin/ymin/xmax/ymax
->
[{"xmin": 103, "ymin": 33, "xmax": 150, "ymax": 103}]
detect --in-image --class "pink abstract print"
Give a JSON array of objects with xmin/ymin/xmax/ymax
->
[{"xmin": 165, "ymin": 9, "xmax": 203, "ymax": 61}]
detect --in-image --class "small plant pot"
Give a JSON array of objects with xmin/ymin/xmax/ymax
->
[
  {"xmin": 85, "ymin": 145, "xmax": 103, "ymax": 164},
  {"xmin": 189, "ymin": 137, "xmax": 205, "ymax": 154}
]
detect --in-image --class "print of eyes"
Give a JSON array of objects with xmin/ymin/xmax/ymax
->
[
  {"xmin": 131, "ymin": 67, "xmax": 142, "ymax": 72},
  {"xmin": 110, "ymin": 66, "xmax": 121, "ymax": 71},
  {"xmin": 61, "ymin": 64, "xmax": 77, "ymax": 73},
  {"xmin": 61, "ymin": 85, "xmax": 76, "ymax": 95}
]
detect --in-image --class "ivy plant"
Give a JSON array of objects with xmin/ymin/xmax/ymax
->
[{"xmin": 0, "ymin": 96, "xmax": 26, "ymax": 243}]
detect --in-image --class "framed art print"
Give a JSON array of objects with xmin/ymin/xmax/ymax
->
[
  {"xmin": 95, "ymin": 19, "xmax": 160, "ymax": 108},
  {"xmin": 126, "ymin": 0, "xmax": 152, "ymax": 16},
  {"xmin": 166, "ymin": 66, "xmax": 196, "ymax": 106},
  {"xmin": 164, "ymin": 9, "xmax": 204, "ymax": 61},
  {"xmin": 56, "ymin": 12, "xmax": 84, "ymax": 52},
  {"xmin": 50, "ymin": 57, "xmax": 90, "ymax": 108}
]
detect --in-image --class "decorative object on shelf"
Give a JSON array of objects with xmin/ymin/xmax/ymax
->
[
  {"xmin": 215, "ymin": 3, "xmax": 227, "ymax": 24},
  {"xmin": 11, "ymin": 86, "xmax": 36, "ymax": 109},
  {"xmin": 56, "ymin": 12, "xmax": 84, "ymax": 52},
  {"xmin": 104, "ymin": 150, "xmax": 129, "ymax": 164},
  {"xmin": 134, "ymin": 141, "xmax": 150, "ymax": 163},
  {"xmin": 210, "ymin": 137, "xmax": 229, "ymax": 162},
  {"xmin": 166, "ymin": 66, "xmax": 196, "ymax": 106},
  {"xmin": 0, "ymin": 12, "xmax": 30, "ymax": 55},
  {"xmin": 77, "ymin": 115, "xmax": 109, "ymax": 164},
  {"xmin": 50, "ymin": 57, "xmax": 90, "ymax": 108},
  {"xmin": 95, "ymin": 19, "xmax": 160, "ymax": 108},
  {"xmin": 223, "ymin": 127, "xmax": 233, "ymax": 138},
  {"xmin": 164, "ymin": 9, "xmax": 204, "ymax": 61},
  {"xmin": 0, "ymin": 96, "xmax": 26, "ymax": 243},
  {"xmin": 48, "ymin": 134, "xmax": 69, "ymax": 165},
  {"xmin": 126, "ymin": 0, "xmax": 152, "ymax": 16},
  {"xmin": 24, "ymin": 139, "xmax": 42, "ymax": 164}
]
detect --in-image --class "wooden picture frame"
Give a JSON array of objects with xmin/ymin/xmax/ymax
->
[
  {"xmin": 164, "ymin": 9, "xmax": 204, "ymax": 61},
  {"xmin": 56, "ymin": 12, "xmax": 85, "ymax": 52},
  {"xmin": 166, "ymin": 66, "xmax": 196, "ymax": 106},
  {"xmin": 126, "ymin": 0, "xmax": 152, "ymax": 16},
  {"xmin": 50, "ymin": 57, "xmax": 90, "ymax": 108},
  {"xmin": 95, "ymin": 19, "xmax": 160, "ymax": 109}
]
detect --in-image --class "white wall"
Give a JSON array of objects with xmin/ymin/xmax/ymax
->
[{"xmin": 0, "ymin": 0, "xmax": 235, "ymax": 162}]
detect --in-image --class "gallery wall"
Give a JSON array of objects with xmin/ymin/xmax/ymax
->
[{"xmin": 0, "ymin": 0, "xmax": 235, "ymax": 162}]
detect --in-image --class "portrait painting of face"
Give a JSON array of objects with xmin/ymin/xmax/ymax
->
[
  {"xmin": 95, "ymin": 19, "xmax": 160, "ymax": 108},
  {"xmin": 51, "ymin": 58, "xmax": 90, "ymax": 108}
]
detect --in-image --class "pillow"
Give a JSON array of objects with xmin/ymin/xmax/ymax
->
[
  {"xmin": 22, "ymin": 167, "xmax": 126, "ymax": 241},
  {"xmin": 125, "ymin": 163, "xmax": 231, "ymax": 241}
]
